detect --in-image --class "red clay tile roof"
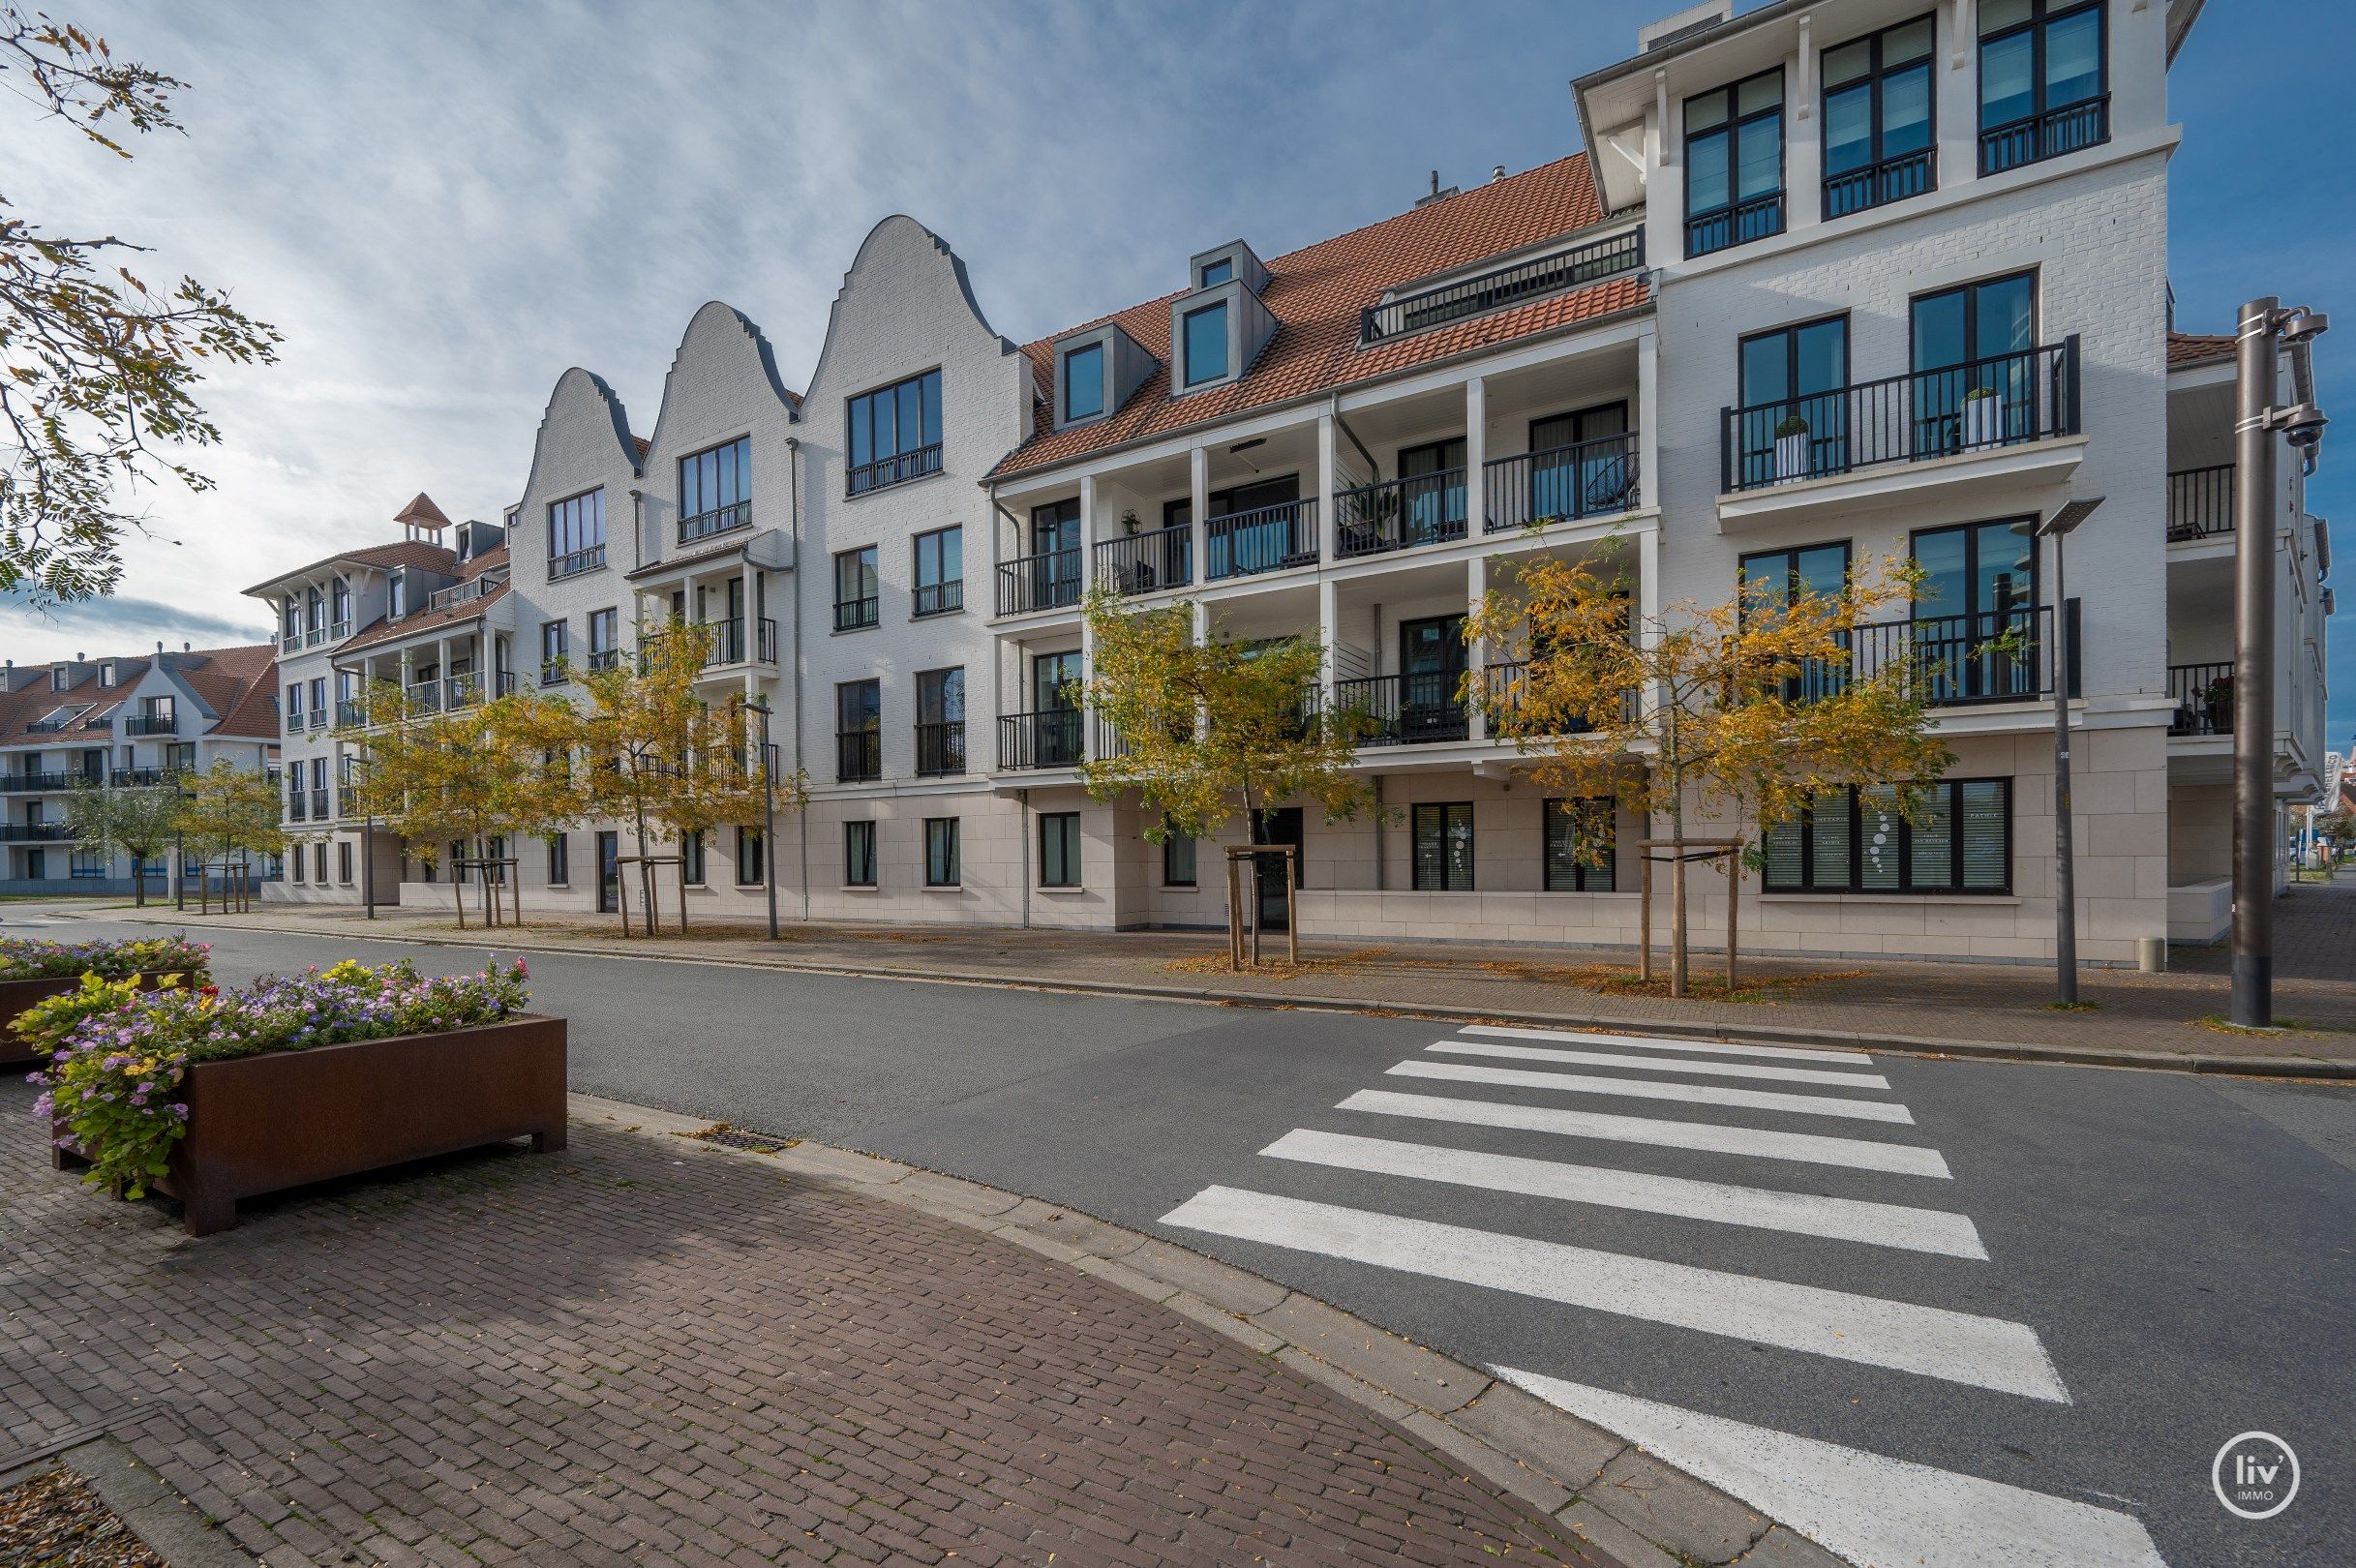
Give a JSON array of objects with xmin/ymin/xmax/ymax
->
[
  {"xmin": 987, "ymin": 153, "xmax": 1644, "ymax": 480},
  {"xmin": 243, "ymin": 538, "xmax": 458, "ymax": 597},
  {"xmin": 2168, "ymin": 331, "xmax": 2236, "ymax": 369},
  {"xmin": 336, "ymin": 583, "xmax": 509, "ymax": 654},
  {"xmin": 458, "ymin": 544, "xmax": 509, "ymax": 582},
  {"xmin": 394, "ymin": 492, "xmax": 454, "ymax": 531},
  {"xmin": 177, "ymin": 644, "xmax": 280, "ymax": 738},
  {"xmin": 0, "ymin": 644, "xmax": 279, "ymax": 745}
]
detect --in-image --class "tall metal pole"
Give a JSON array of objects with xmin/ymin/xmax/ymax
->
[
  {"xmin": 2231, "ymin": 299, "xmax": 2280, "ymax": 1028},
  {"xmin": 752, "ymin": 699, "xmax": 779, "ymax": 941},
  {"xmin": 362, "ymin": 817, "xmax": 377, "ymax": 919},
  {"xmin": 2050, "ymin": 533, "xmax": 2076, "ymax": 1004}
]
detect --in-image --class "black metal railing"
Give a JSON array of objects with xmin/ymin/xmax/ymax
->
[
  {"xmin": 0, "ymin": 824, "xmax": 68, "ymax": 842},
  {"xmin": 1094, "ymin": 525, "xmax": 1193, "ymax": 595},
  {"xmin": 996, "ymin": 709, "xmax": 1084, "ymax": 770},
  {"xmin": 1332, "ymin": 672, "xmax": 1470, "ymax": 746},
  {"xmin": 913, "ymin": 578, "xmax": 965, "ymax": 617},
  {"xmin": 407, "ymin": 679, "xmax": 443, "ymax": 713},
  {"xmin": 308, "ymin": 708, "xmax": 328, "ymax": 730},
  {"xmin": 337, "ymin": 699, "xmax": 367, "ymax": 728},
  {"xmin": 846, "ymin": 443, "xmax": 943, "ymax": 497},
  {"xmin": 2169, "ymin": 661, "xmax": 2234, "ymax": 736},
  {"xmin": 444, "ymin": 674, "xmax": 486, "ymax": 709},
  {"xmin": 1208, "ymin": 498, "xmax": 1319, "ymax": 580},
  {"xmin": 330, "ymin": 619, "xmax": 352, "ymax": 641},
  {"xmin": 280, "ymin": 633, "xmax": 302, "ymax": 652},
  {"xmin": 1361, "ymin": 228, "xmax": 1646, "ymax": 344},
  {"xmin": 427, "ymin": 577, "xmax": 498, "ymax": 613},
  {"xmin": 1822, "ymin": 146, "xmax": 1936, "ymax": 221},
  {"xmin": 833, "ymin": 594, "xmax": 880, "ymax": 633},
  {"xmin": 549, "ymin": 544, "xmax": 607, "ymax": 579},
  {"xmin": 679, "ymin": 499, "xmax": 753, "ymax": 545},
  {"xmin": 310, "ymin": 788, "xmax": 331, "ymax": 821},
  {"xmin": 1337, "ymin": 473, "xmax": 1463, "ymax": 558},
  {"xmin": 586, "ymin": 648, "xmax": 620, "ymax": 674},
  {"xmin": 836, "ymin": 729, "xmax": 882, "ymax": 783},
  {"xmin": 1979, "ymin": 95, "xmax": 2108, "ymax": 177},
  {"xmin": 123, "ymin": 713, "xmax": 177, "ymax": 737},
  {"xmin": 24, "ymin": 717, "xmax": 79, "ymax": 735},
  {"xmin": 1686, "ymin": 190, "xmax": 1784, "ymax": 258},
  {"xmin": 1476, "ymin": 662, "xmax": 1642, "ymax": 734},
  {"xmin": 995, "ymin": 549, "xmax": 1083, "ymax": 617},
  {"xmin": 1720, "ymin": 338, "xmax": 2080, "ymax": 493},
  {"xmin": 1782, "ymin": 605, "xmax": 2071, "ymax": 708},
  {"xmin": 1483, "ymin": 433, "xmax": 1641, "ymax": 532},
  {"xmin": 2168, "ymin": 465, "xmax": 2234, "ymax": 542},
  {"xmin": 3, "ymin": 770, "xmax": 75, "ymax": 791},
  {"xmin": 915, "ymin": 720, "xmax": 966, "ymax": 777},
  {"xmin": 287, "ymin": 790, "xmax": 306, "ymax": 823},
  {"xmin": 109, "ymin": 767, "xmax": 181, "ymax": 788}
]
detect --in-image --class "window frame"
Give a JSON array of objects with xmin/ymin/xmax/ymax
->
[
  {"xmin": 680, "ymin": 829, "xmax": 705, "ymax": 887},
  {"xmin": 1181, "ymin": 301, "xmax": 1229, "ymax": 388},
  {"xmin": 1039, "ymin": 810, "xmax": 1081, "ymax": 889},
  {"xmin": 1410, "ymin": 801, "xmax": 1476, "ymax": 892},
  {"xmin": 547, "ymin": 487, "xmax": 608, "ymax": 578},
  {"xmin": 844, "ymin": 820, "xmax": 878, "ymax": 889},
  {"xmin": 1977, "ymin": 0, "xmax": 2109, "ymax": 175},
  {"xmin": 923, "ymin": 817, "xmax": 961, "ymax": 888},
  {"xmin": 735, "ymin": 827, "xmax": 765, "ymax": 887},
  {"xmin": 1819, "ymin": 15, "xmax": 1939, "ymax": 219},
  {"xmin": 1683, "ymin": 68, "xmax": 1787, "ymax": 257},
  {"xmin": 539, "ymin": 619, "xmax": 569, "ymax": 684},
  {"xmin": 833, "ymin": 546, "xmax": 881, "ymax": 632},
  {"xmin": 1763, "ymin": 777, "xmax": 2014, "ymax": 894},
  {"xmin": 546, "ymin": 832, "xmax": 570, "ymax": 887},
  {"xmin": 1542, "ymin": 799, "xmax": 1617, "ymax": 892},
  {"xmin": 1061, "ymin": 342, "xmax": 1105, "ymax": 424},
  {"xmin": 911, "ymin": 525, "xmax": 964, "ymax": 617},
  {"xmin": 1163, "ymin": 829, "xmax": 1197, "ymax": 889},
  {"xmin": 678, "ymin": 435, "xmax": 753, "ymax": 540},
  {"xmin": 845, "ymin": 369, "xmax": 945, "ymax": 497},
  {"xmin": 835, "ymin": 678, "xmax": 882, "ymax": 783}
]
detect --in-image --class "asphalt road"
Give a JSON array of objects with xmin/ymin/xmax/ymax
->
[{"xmin": 18, "ymin": 909, "xmax": 2354, "ymax": 1568}]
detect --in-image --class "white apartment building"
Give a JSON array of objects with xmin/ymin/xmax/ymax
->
[
  {"xmin": 241, "ymin": 0, "xmax": 2329, "ymax": 963},
  {"xmin": 0, "ymin": 643, "xmax": 279, "ymax": 894}
]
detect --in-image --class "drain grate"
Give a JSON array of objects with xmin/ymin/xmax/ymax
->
[{"xmin": 690, "ymin": 1123, "xmax": 799, "ymax": 1154}]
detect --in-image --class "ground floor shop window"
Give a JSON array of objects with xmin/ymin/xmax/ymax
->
[
  {"xmin": 1543, "ymin": 799, "xmax": 1616, "ymax": 890},
  {"xmin": 1411, "ymin": 801, "xmax": 1475, "ymax": 891},
  {"xmin": 1762, "ymin": 777, "xmax": 2011, "ymax": 893}
]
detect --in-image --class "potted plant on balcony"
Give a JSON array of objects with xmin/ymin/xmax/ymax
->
[
  {"xmin": 2202, "ymin": 672, "xmax": 2234, "ymax": 735},
  {"xmin": 1962, "ymin": 384, "xmax": 2005, "ymax": 450},
  {"xmin": 1773, "ymin": 414, "xmax": 1812, "ymax": 483},
  {"xmin": 1119, "ymin": 508, "xmax": 1142, "ymax": 536}
]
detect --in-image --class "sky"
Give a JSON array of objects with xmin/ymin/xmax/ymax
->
[{"xmin": 4, "ymin": 0, "xmax": 2350, "ymax": 747}]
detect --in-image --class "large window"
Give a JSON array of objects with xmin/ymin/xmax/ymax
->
[
  {"xmin": 1978, "ymin": 0, "xmax": 2106, "ymax": 175},
  {"xmin": 549, "ymin": 488, "xmax": 607, "ymax": 578},
  {"xmin": 1911, "ymin": 272, "xmax": 2038, "ymax": 453},
  {"xmin": 1764, "ymin": 779, "xmax": 2012, "ymax": 893},
  {"xmin": 1411, "ymin": 801, "xmax": 1475, "ymax": 891},
  {"xmin": 680, "ymin": 436, "xmax": 751, "ymax": 541},
  {"xmin": 1685, "ymin": 70, "xmax": 1784, "ymax": 257},
  {"xmin": 924, "ymin": 818, "xmax": 960, "ymax": 888},
  {"xmin": 539, "ymin": 619, "xmax": 569, "ymax": 684},
  {"xmin": 1822, "ymin": 16, "xmax": 1936, "ymax": 218},
  {"xmin": 1735, "ymin": 315, "xmax": 1849, "ymax": 485},
  {"xmin": 834, "ymin": 546, "xmax": 879, "ymax": 631},
  {"xmin": 1040, "ymin": 811, "xmax": 1081, "ymax": 888},
  {"xmin": 1062, "ymin": 342, "xmax": 1104, "ymax": 422},
  {"xmin": 1543, "ymin": 799, "xmax": 1616, "ymax": 891},
  {"xmin": 913, "ymin": 526, "xmax": 962, "ymax": 617},
  {"xmin": 1740, "ymin": 542, "xmax": 1853, "ymax": 612},
  {"xmin": 836, "ymin": 679, "xmax": 881, "ymax": 782},
  {"xmin": 847, "ymin": 369, "xmax": 943, "ymax": 495},
  {"xmin": 1911, "ymin": 518, "xmax": 2040, "ymax": 702},
  {"xmin": 915, "ymin": 667, "xmax": 964, "ymax": 776},
  {"xmin": 587, "ymin": 608, "xmax": 619, "ymax": 671},
  {"xmin": 1181, "ymin": 302, "xmax": 1228, "ymax": 387},
  {"xmin": 845, "ymin": 821, "xmax": 878, "ymax": 888}
]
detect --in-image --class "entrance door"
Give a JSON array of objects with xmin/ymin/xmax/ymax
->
[
  {"xmin": 1250, "ymin": 807, "xmax": 1305, "ymax": 930},
  {"xmin": 1398, "ymin": 615, "xmax": 1468, "ymax": 741},
  {"xmin": 596, "ymin": 830, "xmax": 619, "ymax": 914}
]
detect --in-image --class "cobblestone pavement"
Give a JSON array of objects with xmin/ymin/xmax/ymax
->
[
  {"xmin": 89, "ymin": 873, "xmax": 2356, "ymax": 1066},
  {"xmin": 0, "ymin": 1085, "xmax": 1600, "ymax": 1568}
]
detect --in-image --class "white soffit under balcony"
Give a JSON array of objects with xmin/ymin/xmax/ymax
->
[{"xmin": 1715, "ymin": 436, "xmax": 2088, "ymax": 532}]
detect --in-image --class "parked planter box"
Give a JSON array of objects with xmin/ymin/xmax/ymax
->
[
  {"xmin": 54, "ymin": 1014, "xmax": 567, "ymax": 1236},
  {"xmin": 2, "ymin": 973, "xmax": 177, "ymax": 1072}
]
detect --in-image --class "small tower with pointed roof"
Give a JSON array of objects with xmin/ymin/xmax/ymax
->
[{"xmin": 393, "ymin": 492, "xmax": 453, "ymax": 543}]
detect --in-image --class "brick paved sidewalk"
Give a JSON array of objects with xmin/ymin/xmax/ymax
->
[
  {"xmin": 107, "ymin": 872, "xmax": 2356, "ymax": 1070},
  {"xmin": 1, "ymin": 1082, "xmax": 1613, "ymax": 1568}
]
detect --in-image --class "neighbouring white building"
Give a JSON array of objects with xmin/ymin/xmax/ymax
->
[{"xmin": 239, "ymin": 0, "xmax": 2330, "ymax": 964}]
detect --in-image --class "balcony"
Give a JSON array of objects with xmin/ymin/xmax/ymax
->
[
  {"xmin": 836, "ymin": 729, "xmax": 882, "ymax": 783},
  {"xmin": 123, "ymin": 712, "xmax": 178, "ymax": 737},
  {"xmin": 1481, "ymin": 664, "xmax": 1642, "ymax": 733},
  {"xmin": 914, "ymin": 720, "xmax": 966, "ymax": 777},
  {"xmin": 2168, "ymin": 465, "xmax": 2234, "ymax": 542},
  {"xmin": 1360, "ymin": 228, "xmax": 1644, "ymax": 345},
  {"xmin": 109, "ymin": 767, "xmax": 180, "ymax": 788},
  {"xmin": 1207, "ymin": 498, "xmax": 1318, "ymax": 581},
  {"xmin": 1332, "ymin": 673, "xmax": 1469, "ymax": 746},
  {"xmin": 997, "ymin": 709, "xmax": 1083, "ymax": 770},
  {"xmin": 287, "ymin": 792, "xmax": 306, "ymax": 823},
  {"xmin": 427, "ymin": 577, "xmax": 499, "ymax": 614},
  {"xmin": 310, "ymin": 788, "xmax": 331, "ymax": 821},
  {"xmin": 1686, "ymin": 190, "xmax": 1784, "ymax": 258},
  {"xmin": 1336, "ymin": 470, "xmax": 1469, "ymax": 559},
  {"xmin": 549, "ymin": 544, "xmax": 607, "ymax": 580},
  {"xmin": 703, "ymin": 617, "xmax": 777, "ymax": 666},
  {"xmin": 280, "ymin": 633, "xmax": 302, "ymax": 652},
  {"xmin": 1482, "ymin": 433, "xmax": 1641, "ymax": 533},
  {"xmin": 1822, "ymin": 147, "xmax": 1936, "ymax": 221},
  {"xmin": 1789, "ymin": 605, "xmax": 2072, "ymax": 708},
  {"xmin": 1978, "ymin": 95, "xmax": 2108, "ymax": 177},
  {"xmin": 337, "ymin": 698, "xmax": 367, "ymax": 728},
  {"xmin": 304, "ymin": 625, "xmax": 328, "ymax": 648},
  {"xmin": 846, "ymin": 443, "xmax": 942, "ymax": 497},
  {"xmin": 1095, "ymin": 526, "xmax": 1192, "ymax": 596},
  {"xmin": 4, "ymin": 770, "xmax": 78, "ymax": 791},
  {"xmin": 2169, "ymin": 662, "xmax": 2234, "ymax": 736},
  {"xmin": 406, "ymin": 679, "xmax": 443, "ymax": 714},
  {"xmin": 680, "ymin": 499, "xmax": 753, "ymax": 546},
  {"xmin": 1718, "ymin": 340, "xmax": 2082, "ymax": 520},
  {"xmin": 330, "ymin": 618, "xmax": 352, "ymax": 641},
  {"xmin": 995, "ymin": 549, "xmax": 1083, "ymax": 618},
  {"xmin": 0, "ymin": 824, "xmax": 68, "ymax": 842}
]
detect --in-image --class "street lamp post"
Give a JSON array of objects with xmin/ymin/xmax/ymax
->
[
  {"xmin": 745, "ymin": 697, "xmax": 779, "ymax": 941},
  {"xmin": 2036, "ymin": 497, "xmax": 2102, "ymax": 1006},
  {"xmin": 2229, "ymin": 298, "xmax": 2329, "ymax": 1028}
]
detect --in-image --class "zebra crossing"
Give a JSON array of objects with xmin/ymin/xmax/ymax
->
[{"xmin": 1159, "ymin": 1021, "xmax": 2170, "ymax": 1568}]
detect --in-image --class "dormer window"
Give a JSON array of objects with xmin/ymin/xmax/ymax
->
[
  {"xmin": 1182, "ymin": 303, "xmax": 1229, "ymax": 387},
  {"xmin": 1169, "ymin": 243, "xmax": 1275, "ymax": 398},
  {"xmin": 49, "ymin": 665, "xmax": 67, "ymax": 692},
  {"xmin": 1062, "ymin": 343, "xmax": 1104, "ymax": 421},
  {"xmin": 99, "ymin": 661, "xmax": 115, "ymax": 685},
  {"xmin": 1684, "ymin": 70, "xmax": 1786, "ymax": 258},
  {"xmin": 1199, "ymin": 258, "xmax": 1232, "ymax": 287},
  {"xmin": 388, "ymin": 569, "xmax": 408, "ymax": 618},
  {"xmin": 1051, "ymin": 321, "xmax": 1155, "ymax": 431}
]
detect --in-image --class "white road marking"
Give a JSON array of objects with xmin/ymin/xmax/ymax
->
[
  {"xmin": 1428, "ymin": 1038, "xmax": 1890, "ymax": 1089},
  {"xmin": 1259, "ymin": 1128, "xmax": 1988, "ymax": 1258},
  {"xmin": 1463, "ymin": 1022, "xmax": 1872, "ymax": 1065},
  {"xmin": 1389, "ymin": 1060, "xmax": 1913, "ymax": 1124},
  {"xmin": 1342, "ymin": 1089, "xmax": 1951, "ymax": 1177},
  {"xmin": 1161, "ymin": 1187, "xmax": 2068, "ymax": 1402},
  {"xmin": 1495, "ymin": 1369, "xmax": 2164, "ymax": 1568}
]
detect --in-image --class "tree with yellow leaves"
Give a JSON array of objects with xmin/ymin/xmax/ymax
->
[
  {"xmin": 1466, "ymin": 535, "xmax": 1953, "ymax": 995},
  {"xmin": 1077, "ymin": 587, "xmax": 1377, "ymax": 966},
  {"xmin": 174, "ymin": 758, "xmax": 284, "ymax": 910}
]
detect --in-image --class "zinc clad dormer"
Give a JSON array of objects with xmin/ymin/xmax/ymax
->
[
  {"xmin": 1168, "ymin": 241, "xmax": 1277, "ymax": 397},
  {"xmin": 1050, "ymin": 321, "xmax": 1156, "ymax": 431}
]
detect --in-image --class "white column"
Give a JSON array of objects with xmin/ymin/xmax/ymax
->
[
  {"xmin": 1638, "ymin": 325, "xmax": 1660, "ymax": 510},
  {"xmin": 1939, "ymin": 0, "xmax": 1977, "ymax": 191},
  {"xmin": 740, "ymin": 559, "xmax": 757, "ymax": 665},
  {"xmin": 1789, "ymin": 15, "xmax": 1819, "ymax": 236},
  {"xmin": 1189, "ymin": 445, "xmax": 1209, "ymax": 588},
  {"xmin": 1464, "ymin": 377, "xmax": 1487, "ymax": 535},
  {"xmin": 1466, "ymin": 554, "xmax": 1489, "ymax": 742},
  {"xmin": 1078, "ymin": 474, "xmax": 1098, "ymax": 763},
  {"xmin": 1639, "ymin": 525, "xmax": 1663, "ymax": 722},
  {"xmin": 1316, "ymin": 412, "xmax": 1339, "ymax": 561},
  {"xmin": 1317, "ymin": 578, "xmax": 1339, "ymax": 709},
  {"xmin": 1646, "ymin": 71, "xmax": 1676, "ymax": 266}
]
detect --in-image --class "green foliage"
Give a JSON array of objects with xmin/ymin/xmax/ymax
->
[{"xmin": 60, "ymin": 777, "xmax": 182, "ymax": 901}]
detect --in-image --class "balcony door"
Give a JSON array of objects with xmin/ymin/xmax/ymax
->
[
  {"xmin": 1912, "ymin": 518, "xmax": 2039, "ymax": 701},
  {"xmin": 1737, "ymin": 317, "xmax": 1848, "ymax": 484},
  {"xmin": 1398, "ymin": 615, "xmax": 1467, "ymax": 742},
  {"xmin": 1249, "ymin": 807, "xmax": 1305, "ymax": 930},
  {"xmin": 1741, "ymin": 542, "xmax": 1854, "ymax": 699},
  {"xmin": 1033, "ymin": 650, "xmax": 1082, "ymax": 767},
  {"xmin": 1911, "ymin": 272, "xmax": 2037, "ymax": 454},
  {"xmin": 1395, "ymin": 441, "xmax": 1465, "ymax": 546},
  {"xmin": 1528, "ymin": 403, "xmax": 1631, "ymax": 521}
]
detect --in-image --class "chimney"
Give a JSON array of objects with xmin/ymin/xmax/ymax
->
[
  {"xmin": 1414, "ymin": 169, "xmax": 1460, "ymax": 208},
  {"xmin": 182, "ymin": 642, "xmax": 191, "ymax": 652},
  {"xmin": 1492, "ymin": 165, "xmax": 1508, "ymax": 182}
]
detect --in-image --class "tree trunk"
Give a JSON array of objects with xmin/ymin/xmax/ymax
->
[
  {"xmin": 1725, "ymin": 849, "xmax": 1740, "ymax": 992},
  {"xmin": 1670, "ymin": 843, "xmax": 1689, "ymax": 998},
  {"xmin": 131, "ymin": 855, "xmax": 146, "ymax": 906}
]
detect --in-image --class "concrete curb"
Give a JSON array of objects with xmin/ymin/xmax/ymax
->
[
  {"xmin": 0, "ymin": 1436, "xmax": 254, "ymax": 1567},
  {"xmin": 130, "ymin": 912, "xmax": 2356, "ymax": 1081},
  {"xmin": 573, "ymin": 1093, "xmax": 1852, "ymax": 1568}
]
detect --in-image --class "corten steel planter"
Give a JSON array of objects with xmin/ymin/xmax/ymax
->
[
  {"xmin": 2, "ymin": 973, "xmax": 182, "ymax": 1071},
  {"xmin": 54, "ymin": 1014, "xmax": 567, "ymax": 1236}
]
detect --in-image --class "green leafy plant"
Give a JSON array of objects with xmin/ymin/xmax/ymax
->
[
  {"xmin": 0, "ymin": 932, "xmax": 208, "ymax": 980},
  {"xmin": 1773, "ymin": 414, "xmax": 1810, "ymax": 438}
]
